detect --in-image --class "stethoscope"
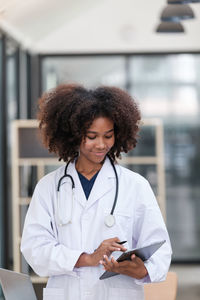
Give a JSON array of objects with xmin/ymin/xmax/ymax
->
[{"xmin": 57, "ymin": 156, "xmax": 118, "ymax": 227}]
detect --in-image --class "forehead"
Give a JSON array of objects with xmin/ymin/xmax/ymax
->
[{"xmin": 87, "ymin": 117, "xmax": 114, "ymax": 131}]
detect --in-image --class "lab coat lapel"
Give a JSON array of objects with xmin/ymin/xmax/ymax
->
[
  {"xmin": 85, "ymin": 157, "xmax": 116, "ymax": 209},
  {"xmin": 65, "ymin": 161, "xmax": 87, "ymax": 208}
]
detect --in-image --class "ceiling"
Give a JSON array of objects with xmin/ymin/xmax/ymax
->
[{"xmin": 0, "ymin": 0, "xmax": 200, "ymax": 54}]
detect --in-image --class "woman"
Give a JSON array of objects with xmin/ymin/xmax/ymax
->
[{"xmin": 21, "ymin": 84, "xmax": 172, "ymax": 300}]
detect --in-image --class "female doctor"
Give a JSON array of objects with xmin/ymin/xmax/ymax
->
[{"xmin": 21, "ymin": 84, "xmax": 172, "ymax": 300}]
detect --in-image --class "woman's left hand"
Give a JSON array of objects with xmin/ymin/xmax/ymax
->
[{"xmin": 100, "ymin": 254, "xmax": 148, "ymax": 279}]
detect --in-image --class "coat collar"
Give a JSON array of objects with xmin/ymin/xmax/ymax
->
[
  {"xmin": 85, "ymin": 156, "xmax": 117, "ymax": 209},
  {"xmin": 61, "ymin": 156, "xmax": 118, "ymax": 209}
]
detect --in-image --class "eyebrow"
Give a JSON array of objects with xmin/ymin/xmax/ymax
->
[{"xmin": 87, "ymin": 129, "xmax": 114, "ymax": 134}]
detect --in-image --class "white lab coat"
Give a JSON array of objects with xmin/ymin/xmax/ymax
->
[{"xmin": 21, "ymin": 157, "xmax": 172, "ymax": 300}]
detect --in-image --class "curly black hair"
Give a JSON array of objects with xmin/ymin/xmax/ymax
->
[{"xmin": 37, "ymin": 83, "xmax": 141, "ymax": 162}]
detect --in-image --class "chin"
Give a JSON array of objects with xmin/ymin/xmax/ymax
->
[{"xmin": 91, "ymin": 155, "xmax": 106, "ymax": 164}]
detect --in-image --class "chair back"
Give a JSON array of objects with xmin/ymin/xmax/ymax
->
[{"xmin": 144, "ymin": 271, "xmax": 178, "ymax": 300}]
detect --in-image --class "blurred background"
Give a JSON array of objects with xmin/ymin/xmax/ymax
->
[{"xmin": 0, "ymin": 0, "xmax": 200, "ymax": 299}]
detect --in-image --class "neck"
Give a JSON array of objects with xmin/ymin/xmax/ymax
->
[{"xmin": 76, "ymin": 156, "xmax": 104, "ymax": 178}]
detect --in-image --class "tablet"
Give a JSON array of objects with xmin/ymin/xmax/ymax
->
[{"xmin": 99, "ymin": 240, "xmax": 166, "ymax": 280}]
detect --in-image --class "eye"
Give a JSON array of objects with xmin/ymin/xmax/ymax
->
[
  {"xmin": 87, "ymin": 136, "xmax": 96, "ymax": 140},
  {"xmin": 105, "ymin": 135, "xmax": 113, "ymax": 139}
]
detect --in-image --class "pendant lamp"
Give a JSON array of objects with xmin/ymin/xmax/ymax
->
[
  {"xmin": 168, "ymin": 0, "xmax": 200, "ymax": 3},
  {"xmin": 156, "ymin": 22, "xmax": 185, "ymax": 32},
  {"xmin": 161, "ymin": 4, "xmax": 195, "ymax": 22}
]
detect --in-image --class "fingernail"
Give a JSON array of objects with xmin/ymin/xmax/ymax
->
[
  {"xmin": 99, "ymin": 260, "xmax": 103, "ymax": 264},
  {"xmin": 103, "ymin": 255, "xmax": 106, "ymax": 258}
]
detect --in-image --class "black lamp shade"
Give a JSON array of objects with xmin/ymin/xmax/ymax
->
[
  {"xmin": 156, "ymin": 22, "xmax": 185, "ymax": 32},
  {"xmin": 161, "ymin": 4, "xmax": 195, "ymax": 22},
  {"xmin": 168, "ymin": 0, "xmax": 200, "ymax": 3}
]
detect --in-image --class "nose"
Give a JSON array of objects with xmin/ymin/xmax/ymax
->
[{"xmin": 96, "ymin": 137, "xmax": 106, "ymax": 150}]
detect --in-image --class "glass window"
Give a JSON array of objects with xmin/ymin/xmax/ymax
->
[
  {"xmin": 129, "ymin": 125, "xmax": 156, "ymax": 157},
  {"xmin": 41, "ymin": 56, "xmax": 126, "ymax": 91},
  {"xmin": 129, "ymin": 54, "xmax": 200, "ymax": 261}
]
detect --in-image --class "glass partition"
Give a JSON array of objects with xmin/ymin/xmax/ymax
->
[
  {"xmin": 41, "ymin": 56, "xmax": 127, "ymax": 91},
  {"xmin": 129, "ymin": 54, "xmax": 200, "ymax": 261}
]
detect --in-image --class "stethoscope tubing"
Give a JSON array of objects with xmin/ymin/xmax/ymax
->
[
  {"xmin": 57, "ymin": 160, "xmax": 75, "ymax": 191},
  {"xmin": 57, "ymin": 155, "xmax": 118, "ymax": 226},
  {"xmin": 107, "ymin": 156, "xmax": 118, "ymax": 216}
]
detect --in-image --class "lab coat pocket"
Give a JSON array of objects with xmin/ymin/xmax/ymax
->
[
  {"xmin": 43, "ymin": 287, "xmax": 64, "ymax": 300},
  {"xmin": 103, "ymin": 210, "xmax": 132, "ymax": 247},
  {"xmin": 115, "ymin": 211, "xmax": 131, "ymax": 228},
  {"xmin": 104, "ymin": 210, "xmax": 132, "ymax": 236}
]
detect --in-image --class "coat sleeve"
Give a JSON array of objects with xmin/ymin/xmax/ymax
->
[
  {"xmin": 20, "ymin": 178, "xmax": 83, "ymax": 277},
  {"xmin": 132, "ymin": 178, "xmax": 172, "ymax": 284}
]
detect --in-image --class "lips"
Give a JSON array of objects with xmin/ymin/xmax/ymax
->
[{"xmin": 93, "ymin": 152, "xmax": 106, "ymax": 156}]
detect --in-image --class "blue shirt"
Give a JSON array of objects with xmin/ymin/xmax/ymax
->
[{"xmin": 78, "ymin": 171, "xmax": 99, "ymax": 199}]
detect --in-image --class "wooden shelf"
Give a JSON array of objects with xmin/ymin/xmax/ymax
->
[
  {"xmin": 18, "ymin": 158, "xmax": 62, "ymax": 165},
  {"xmin": 31, "ymin": 276, "xmax": 48, "ymax": 284},
  {"xmin": 19, "ymin": 197, "xmax": 31, "ymax": 205},
  {"xmin": 120, "ymin": 156, "xmax": 159, "ymax": 164}
]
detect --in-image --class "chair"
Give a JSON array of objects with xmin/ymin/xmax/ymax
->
[{"xmin": 144, "ymin": 271, "xmax": 178, "ymax": 300}]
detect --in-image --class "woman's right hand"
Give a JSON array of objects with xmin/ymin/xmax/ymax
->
[{"xmin": 88, "ymin": 237, "xmax": 127, "ymax": 266}]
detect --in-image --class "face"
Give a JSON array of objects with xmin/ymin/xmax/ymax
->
[{"xmin": 79, "ymin": 117, "xmax": 115, "ymax": 166}]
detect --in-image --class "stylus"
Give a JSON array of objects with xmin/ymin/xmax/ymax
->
[{"xmin": 117, "ymin": 241, "xmax": 127, "ymax": 245}]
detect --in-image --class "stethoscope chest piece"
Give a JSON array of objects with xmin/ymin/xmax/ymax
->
[{"xmin": 104, "ymin": 214, "xmax": 115, "ymax": 227}]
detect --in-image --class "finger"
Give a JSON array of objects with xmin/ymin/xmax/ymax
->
[
  {"xmin": 112, "ymin": 237, "xmax": 120, "ymax": 243},
  {"xmin": 108, "ymin": 256, "xmax": 115, "ymax": 269},
  {"xmin": 102, "ymin": 256, "xmax": 112, "ymax": 270},
  {"xmin": 117, "ymin": 260, "xmax": 129, "ymax": 268},
  {"xmin": 108, "ymin": 246, "xmax": 121, "ymax": 252},
  {"xmin": 113, "ymin": 243, "xmax": 127, "ymax": 251},
  {"xmin": 122, "ymin": 247, "xmax": 127, "ymax": 252},
  {"xmin": 111, "ymin": 256, "xmax": 119, "ymax": 267},
  {"xmin": 103, "ymin": 255, "xmax": 110, "ymax": 263},
  {"xmin": 111, "ymin": 256, "xmax": 115, "ymax": 262},
  {"xmin": 131, "ymin": 254, "xmax": 136, "ymax": 260},
  {"xmin": 103, "ymin": 255, "xmax": 115, "ymax": 267},
  {"xmin": 107, "ymin": 256, "xmax": 120, "ymax": 272}
]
